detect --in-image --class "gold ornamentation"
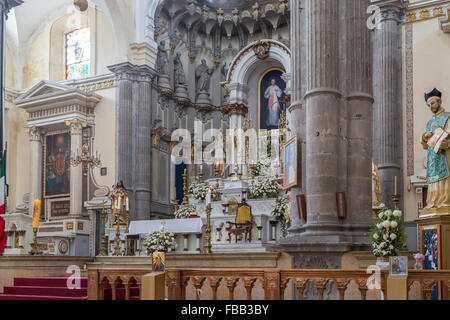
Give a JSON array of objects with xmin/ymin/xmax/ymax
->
[
  {"xmin": 204, "ymin": 204, "xmax": 212, "ymax": 254},
  {"xmin": 225, "ymin": 103, "xmax": 248, "ymax": 117}
]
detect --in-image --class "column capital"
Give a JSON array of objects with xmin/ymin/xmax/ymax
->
[
  {"xmin": 224, "ymin": 103, "xmax": 248, "ymax": 117},
  {"xmin": 26, "ymin": 126, "xmax": 45, "ymax": 142},
  {"xmin": 65, "ymin": 119, "xmax": 87, "ymax": 136},
  {"xmin": 0, "ymin": 0, "xmax": 23, "ymax": 17},
  {"xmin": 372, "ymin": 0, "xmax": 406, "ymax": 23},
  {"xmin": 108, "ymin": 62, "xmax": 156, "ymax": 83}
]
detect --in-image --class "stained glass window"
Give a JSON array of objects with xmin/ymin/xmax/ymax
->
[{"xmin": 65, "ymin": 26, "xmax": 90, "ymax": 80}]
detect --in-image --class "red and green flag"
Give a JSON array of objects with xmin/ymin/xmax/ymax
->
[{"xmin": 0, "ymin": 149, "xmax": 7, "ymax": 254}]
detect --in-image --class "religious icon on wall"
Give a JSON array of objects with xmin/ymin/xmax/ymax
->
[
  {"xmin": 259, "ymin": 68, "xmax": 286, "ymax": 132},
  {"xmin": 420, "ymin": 224, "xmax": 441, "ymax": 299},
  {"xmin": 45, "ymin": 133, "xmax": 71, "ymax": 197},
  {"xmin": 283, "ymin": 136, "xmax": 298, "ymax": 189}
]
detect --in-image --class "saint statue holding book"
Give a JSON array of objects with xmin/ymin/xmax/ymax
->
[{"xmin": 421, "ymin": 88, "xmax": 450, "ymax": 209}]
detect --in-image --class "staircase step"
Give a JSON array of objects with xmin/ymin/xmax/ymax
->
[
  {"xmin": 0, "ymin": 294, "xmax": 86, "ymax": 301},
  {"xmin": 13, "ymin": 277, "xmax": 87, "ymax": 288},
  {"xmin": 3, "ymin": 286, "xmax": 87, "ymax": 297}
]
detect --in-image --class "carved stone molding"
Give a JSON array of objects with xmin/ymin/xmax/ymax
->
[
  {"xmin": 26, "ymin": 126, "xmax": 45, "ymax": 142},
  {"xmin": 65, "ymin": 119, "xmax": 87, "ymax": 136},
  {"xmin": 224, "ymin": 103, "xmax": 248, "ymax": 117},
  {"xmin": 252, "ymin": 40, "xmax": 271, "ymax": 60},
  {"xmin": 405, "ymin": 23, "xmax": 414, "ymax": 176}
]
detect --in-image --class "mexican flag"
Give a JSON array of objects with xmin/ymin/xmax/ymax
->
[
  {"xmin": 0, "ymin": 150, "xmax": 6, "ymax": 254},
  {"xmin": 0, "ymin": 149, "xmax": 6, "ymax": 214}
]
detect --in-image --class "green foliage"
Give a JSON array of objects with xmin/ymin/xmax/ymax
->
[{"xmin": 370, "ymin": 207, "xmax": 407, "ymax": 257}]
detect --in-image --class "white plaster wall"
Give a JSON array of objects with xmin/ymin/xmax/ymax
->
[{"xmin": 402, "ymin": 19, "xmax": 450, "ymax": 222}]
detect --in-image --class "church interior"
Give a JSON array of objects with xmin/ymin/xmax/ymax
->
[{"xmin": 0, "ymin": 0, "xmax": 450, "ymax": 301}]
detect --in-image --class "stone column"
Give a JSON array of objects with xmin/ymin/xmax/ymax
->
[
  {"xmin": 224, "ymin": 103, "xmax": 248, "ymax": 177},
  {"xmin": 108, "ymin": 63, "xmax": 155, "ymax": 221},
  {"xmin": 344, "ymin": 0, "xmax": 374, "ymax": 237},
  {"xmin": 372, "ymin": 0, "xmax": 405, "ymax": 208},
  {"xmin": 66, "ymin": 119, "xmax": 86, "ymax": 216},
  {"xmin": 27, "ymin": 126, "xmax": 44, "ymax": 218},
  {"xmin": 303, "ymin": 0, "xmax": 341, "ymax": 230},
  {"xmin": 287, "ymin": 0, "xmax": 306, "ymax": 233},
  {"xmin": 0, "ymin": 0, "xmax": 22, "ymax": 150},
  {"xmin": 134, "ymin": 69, "xmax": 153, "ymax": 220}
]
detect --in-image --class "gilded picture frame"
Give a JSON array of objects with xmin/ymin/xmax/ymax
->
[{"xmin": 283, "ymin": 136, "xmax": 298, "ymax": 190}]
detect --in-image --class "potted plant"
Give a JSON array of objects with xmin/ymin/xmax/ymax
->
[
  {"xmin": 271, "ymin": 196, "xmax": 291, "ymax": 238},
  {"xmin": 413, "ymin": 253, "xmax": 425, "ymax": 270}
]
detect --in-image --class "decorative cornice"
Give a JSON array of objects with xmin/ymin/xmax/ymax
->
[
  {"xmin": 439, "ymin": 7, "xmax": 450, "ymax": 31},
  {"xmin": 224, "ymin": 103, "xmax": 248, "ymax": 117},
  {"xmin": 404, "ymin": 1, "xmax": 448, "ymax": 24},
  {"xmin": 108, "ymin": 62, "xmax": 156, "ymax": 83}
]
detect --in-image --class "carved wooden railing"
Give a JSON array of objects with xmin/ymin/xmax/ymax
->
[
  {"xmin": 165, "ymin": 268, "xmax": 450, "ymax": 300},
  {"xmin": 88, "ymin": 269, "xmax": 150, "ymax": 300}
]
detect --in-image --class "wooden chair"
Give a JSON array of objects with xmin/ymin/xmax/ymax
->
[{"xmin": 226, "ymin": 201, "xmax": 253, "ymax": 243}]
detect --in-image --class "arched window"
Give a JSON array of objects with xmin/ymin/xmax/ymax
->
[{"xmin": 65, "ymin": 26, "xmax": 90, "ymax": 80}]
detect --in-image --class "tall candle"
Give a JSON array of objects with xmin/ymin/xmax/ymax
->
[
  {"xmin": 118, "ymin": 196, "xmax": 121, "ymax": 208},
  {"xmin": 206, "ymin": 188, "xmax": 211, "ymax": 206},
  {"xmin": 394, "ymin": 176, "xmax": 398, "ymax": 195},
  {"xmin": 125, "ymin": 196, "xmax": 129, "ymax": 211},
  {"xmin": 32, "ymin": 200, "xmax": 41, "ymax": 229}
]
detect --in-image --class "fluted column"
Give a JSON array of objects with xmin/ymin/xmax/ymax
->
[
  {"xmin": 108, "ymin": 63, "xmax": 155, "ymax": 220},
  {"xmin": 303, "ymin": 0, "xmax": 341, "ymax": 230},
  {"xmin": 344, "ymin": 0, "xmax": 374, "ymax": 231},
  {"xmin": 66, "ymin": 119, "xmax": 86, "ymax": 216},
  {"xmin": 372, "ymin": 0, "xmax": 405, "ymax": 208},
  {"xmin": 27, "ymin": 126, "xmax": 44, "ymax": 217},
  {"xmin": 0, "ymin": 0, "xmax": 23, "ymax": 150},
  {"xmin": 288, "ymin": 0, "xmax": 307, "ymax": 232}
]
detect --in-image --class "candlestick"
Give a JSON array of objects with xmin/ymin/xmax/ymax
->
[
  {"xmin": 204, "ymin": 203, "xmax": 212, "ymax": 254},
  {"xmin": 98, "ymin": 200, "xmax": 107, "ymax": 256},
  {"xmin": 182, "ymin": 169, "xmax": 189, "ymax": 205},
  {"xmin": 394, "ymin": 176, "xmax": 398, "ymax": 195}
]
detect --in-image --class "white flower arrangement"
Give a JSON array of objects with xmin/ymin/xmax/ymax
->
[
  {"xmin": 370, "ymin": 207, "xmax": 406, "ymax": 257},
  {"xmin": 142, "ymin": 225, "xmax": 177, "ymax": 255},
  {"xmin": 188, "ymin": 181, "xmax": 218, "ymax": 201},
  {"xmin": 271, "ymin": 196, "xmax": 291, "ymax": 238},
  {"xmin": 174, "ymin": 204, "xmax": 196, "ymax": 219},
  {"xmin": 249, "ymin": 177, "xmax": 280, "ymax": 199}
]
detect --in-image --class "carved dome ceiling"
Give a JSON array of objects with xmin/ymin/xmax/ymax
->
[{"xmin": 155, "ymin": 0, "xmax": 290, "ymax": 58}]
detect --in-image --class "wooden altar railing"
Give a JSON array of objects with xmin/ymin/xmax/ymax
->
[
  {"xmin": 165, "ymin": 268, "xmax": 450, "ymax": 300},
  {"xmin": 87, "ymin": 268, "xmax": 450, "ymax": 300}
]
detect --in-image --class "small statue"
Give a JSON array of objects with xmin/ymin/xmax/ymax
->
[
  {"xmin": 174, "ymin": 52, "xmax": 186, "ymax": 85},
  {"xmin": 372, "ymin": 160, "xmax": 382, "ymax": 207},
  {"xmin": 195, "ymin": 59, "xmax": 214, "ymax": 93},
  {"xmin": 156, "ymin": 40, "xmax": 169, "ymax": 75},
  {"xmin": 421, "ymin": 88, "xmax": 450, "ymax": 209}
]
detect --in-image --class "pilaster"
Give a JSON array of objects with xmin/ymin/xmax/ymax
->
[{"xmin": 26, "ymin": 126, "xmax": 45, "ymax": 218}]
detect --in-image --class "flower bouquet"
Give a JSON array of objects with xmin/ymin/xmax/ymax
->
[
  {"xmin": 370, "ymin": 207, "xmax": 407, "ymax": 257},
  {"xmin": 174, "ymin": 204, "xmax": 196, "ymax": 219},
  {"xmin": 413, "ymin": 253, "xmax": 425, "ymax": 270},
  {"xmin": 271, "ymin": 196, "xmax": 291, "ymax": 238},
  {"xmin": 249, "ymin": 177, "xmax": 280, "ymax": 199},
  {"xmin": 142, "ymin": 224, "xmax": 177, "ymax": 255},
  {"xmin": 188, "ymin": 181, "xmax": 218, "ymax": 202}
]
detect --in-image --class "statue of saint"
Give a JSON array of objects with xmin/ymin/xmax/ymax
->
[
  {"xmin": 421, "ymin": 88, "xmax": 450, "ymax": 209},
  {"xmin": 372, "ymin": 160, "xmax": 382, "ymax": 206},
  {"xmin": 195, "ymin": 59, "xmax": 214, "ymax": 93},
  {"xmin": 156, "ymin": 41, "xmax": 169, "ymax": 75},
  {"xmin": 174, "ymin": 52, "xmax": 186, "ymax": 85}
]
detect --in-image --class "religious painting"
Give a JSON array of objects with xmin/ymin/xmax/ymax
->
[
  {"xmin": 420, "ymin": 225, "xmax": 441, "ymax": 300},
  {"xmin": 390, "ymin": 256, "xmax": 408, "ymax": 277},
  {"xmin": 258, "ymin": 68, "xmax": 286, "ymax": 132},
  {"xmin": 45, "ymin": 133, "xmax": 71, "ymax": 198},
  {"xmin": 283, "ymin": 136, "xmax": 298, "ymax": 189}
]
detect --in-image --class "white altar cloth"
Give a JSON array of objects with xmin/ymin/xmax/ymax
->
[{"xmin": 128, "ymin": 218, "xmax": 204, "ymax": 236}]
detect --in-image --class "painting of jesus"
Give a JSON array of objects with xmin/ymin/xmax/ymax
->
[{"xmin": 259, "ymin": 69, "xmax": 286, "ymax": 132}]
